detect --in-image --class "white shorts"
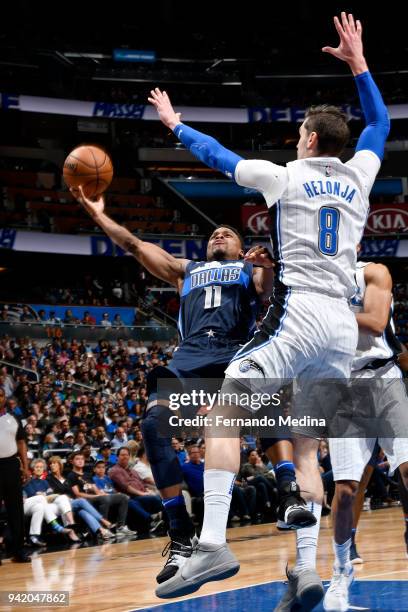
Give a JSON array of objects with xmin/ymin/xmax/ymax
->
[
  {"xmin": 329, "ymin": 364, "xmax": 408, "ymax": 481},
  {"xmin": 223, "ymin": 289, "xmax": 358, "ymax": 413}
]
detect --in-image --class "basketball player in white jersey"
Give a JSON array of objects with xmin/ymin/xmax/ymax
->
[
  {"xmin": 323, "ymin": 260, "xmax": 408, "ymax": 611},
  {"xmin": 149, "ymin": 13, "xmax": 390, "ymax": 606}
]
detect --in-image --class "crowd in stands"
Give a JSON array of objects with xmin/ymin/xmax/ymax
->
[
  {"xmin": 0, "ymin": 332, "xmax": 281, "ymax": 554},
  {"xmin": 1, "ymin": 323, "xmax": 405, "ymax": 557},
  {"xmin": 0, "ymin": 277, "xmax": 129, "ymax": 308},
  {"xmin": 1, "ymin": 278, "xmax": 408, "ymax": 341},
  {"xmin": 2, "ymin": 279, "xmax": 407, "ymax": 344},
  {"xmin": 1, "ymin": 306, "xmax": 132, "ymax": 328},
  {"xmin": 0, "ymin": 270, "xmax": 178, "ymax": 324}
]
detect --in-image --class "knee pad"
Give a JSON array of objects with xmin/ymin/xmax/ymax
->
[{"xmin": 141, "ymin": 405, "xmax": 183, "ymax": 490}]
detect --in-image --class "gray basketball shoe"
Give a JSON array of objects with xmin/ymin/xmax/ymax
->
[
  {"xmin": 155, "ymin": 541, "xmax": 240, "ymax": 599},
  {"xmin": 274, "ymin": 566, "xmax": 324, "ymax": 611}
]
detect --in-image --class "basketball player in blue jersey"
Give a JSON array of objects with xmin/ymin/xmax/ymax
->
[
  {"xmin": 71, "ymin": 185, "xmax": 285, "ymax": 583},
  {"xmin": 149, "ymin": 13, "xmax": 391, "ymax": 606}
]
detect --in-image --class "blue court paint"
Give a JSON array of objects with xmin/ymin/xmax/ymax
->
[{"xmin": 135, "ymin": 580, "xmax": 408, "ymax": 612}]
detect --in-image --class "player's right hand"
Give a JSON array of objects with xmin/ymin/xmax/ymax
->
[
  {"xmin": 148, "ymin": 88, "xmax": 182, "ymax": 131},
  {"xmin": 70, "ymin": 185, "xmax": 105, "ymax": 218}
]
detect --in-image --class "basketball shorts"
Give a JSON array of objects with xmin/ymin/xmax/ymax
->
[
  {"xmin": 222, "ymin": 290, "xmax": 358, "ymax": 424},
  {"xmin": 329, "ymin": 363, "xmax": 408, "ymax": 481}
]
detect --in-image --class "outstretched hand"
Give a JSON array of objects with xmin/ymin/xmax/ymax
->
[
  {"xmin": 244, "ymin": 245, "xmax": 275, "ymax": 268},
  {"xmin": 70, "ymin": 185, "xmax": 105, "ymax": 219},
  {"xmin": 322, "ymin": 12, "xmax": 367, "ymax": 75},
  {"xmin": 148, "ymin": 88, "xmax": 181, "ymax": 130}
]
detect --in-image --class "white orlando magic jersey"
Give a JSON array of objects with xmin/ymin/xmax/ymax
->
[
  {"xmin": 350, "ymin": 261, "xmax": 399, "ymax": 370},
  {"xmin": 235, "ymin": 151, "xmax": 380, "ymax": 299}
]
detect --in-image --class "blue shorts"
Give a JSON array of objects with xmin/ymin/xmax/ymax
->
[
  {"xmin": 147, "ymin": 336, "xmax": 242, "ymax": 406},
  {"xmin": 169, "ymin": 336, "xmax": 242, "ymax": 378}
]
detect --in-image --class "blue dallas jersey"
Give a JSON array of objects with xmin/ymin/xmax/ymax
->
[
  {"xmin": 177, "ymin": 259, "xmax": 258, "ymax": 344},
  {"xmin": 164, "ymin": 259, "xmax": 259, "ymax": 378}
]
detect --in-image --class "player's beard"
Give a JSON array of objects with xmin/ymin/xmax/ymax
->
[{"xmin": 211, "ymin": 246, "xmax": 228, "ymax": 260}]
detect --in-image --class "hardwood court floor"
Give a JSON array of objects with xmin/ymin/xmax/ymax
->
[{"xmin": 1, "ymin": 507, "xmax": 407, "ymax": 612}]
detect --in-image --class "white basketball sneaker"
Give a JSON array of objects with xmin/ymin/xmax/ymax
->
[{"xmin": 323, "ymin": 563, "xmax": 354, "ymax": 612}]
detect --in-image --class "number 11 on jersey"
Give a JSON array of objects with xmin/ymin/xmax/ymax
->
[{"xmin": 204, "ymin": 285, "xmax": 222, "ymax": 309}]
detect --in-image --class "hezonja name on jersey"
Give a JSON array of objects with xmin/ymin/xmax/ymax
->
[
  {"xmin": 303, "ymin": 180, "xmax": 356, "ymax": 203},
  {"xmin": 191, "ymin": 267, "xmax": 242, "ymax": 288}
]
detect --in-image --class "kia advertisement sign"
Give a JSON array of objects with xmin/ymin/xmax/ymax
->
[
  {"xmin": 242, "ymin": 203, "xmax": 408, "ymax": 237},
  {"xmin": 241, "ymin": 204, "xmax": 269, "ymax": 235},
  {"xmin": 365, "ymin": 204, "xmax": 408, "ymax": 235}
]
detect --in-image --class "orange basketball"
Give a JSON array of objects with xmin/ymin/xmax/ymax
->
[{"xmin": 63, "ymin": 145, "xmax": 113, "ymax": 199}]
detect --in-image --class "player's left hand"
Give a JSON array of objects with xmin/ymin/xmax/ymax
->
[
  {"xmin": 322, "ymin": 12, "xmax": 364, "ymax": 66},
  {"xmin": 148, "ymin": 88, "xmax": 181, "ymax": 130},
  {"xmin": 244, "ymin": 245, "xmax": 275, "ymax": 268}
]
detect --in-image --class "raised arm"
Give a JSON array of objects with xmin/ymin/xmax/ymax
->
[
  {"xmin": 148, "ymin": 89, "xmax": 288, "ymax": 206},
  {"xmin": 73, "ymin": 186, "xmax": 188, "ymax": 289},
  {"xmin": 323, "ymin": 13, "xmax": 390, "ymax": 164},
  {"xmin": 148, "ymin": 88, "xmax": 242, "ymax": 179}
]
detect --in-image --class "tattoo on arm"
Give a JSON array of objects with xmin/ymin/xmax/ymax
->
[{"xmin": 124, "ymin": 238, "xmax": 140, "ymax": 256}]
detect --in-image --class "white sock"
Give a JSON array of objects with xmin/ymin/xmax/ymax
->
[
  {"xmin": 333, "ymin": 537, "xmax": 351, "ymax": 570},
  {"xmin": 200, "ymin": 469, "xmax": 236, "ymax": 546},
  {"xmin": 294, "ymin": 501, "xmax": 322, "ymax": 571}
]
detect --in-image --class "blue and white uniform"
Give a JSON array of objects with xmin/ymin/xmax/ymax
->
[
  {"xmin": 142, "ymin": 260, "xmax": 259, "ymax": 493},
  {"xmin": 352, "ymin": 261, "xmax": 401, "ymax": 371},
  {"xmin": 224, "ymin": 153, "xmax": 377, "ymax": 387},
  {"xmin": 172, "ymin": 71, "xmax": 390, "ymax": 407},
  {"xmin": 169, "ymin": 259, "xmax": 259, "ymax": 377},
  {"xmin": 330, "ymin": 262, "xmax": 408, "ymax": 481}
]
